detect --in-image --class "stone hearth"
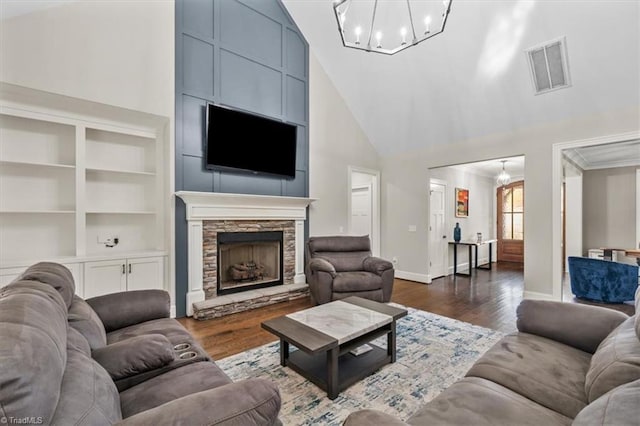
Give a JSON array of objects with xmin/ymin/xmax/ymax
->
[{"xmin": 175, "ymin": 191, "xmax": 315, "ymax": 317}]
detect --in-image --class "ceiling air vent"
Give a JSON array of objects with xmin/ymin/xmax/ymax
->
[{"xmin": 526, "ymin": 37, "xmax": 571, "ymax": 94}]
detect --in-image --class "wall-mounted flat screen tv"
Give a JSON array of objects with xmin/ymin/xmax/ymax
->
[{"xmin": 206, "ymin": 104, "xmax": 297, "ymax": 179}]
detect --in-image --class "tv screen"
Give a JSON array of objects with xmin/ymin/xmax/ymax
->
[{"xmin": 206, "ymin": 104, "xmax": 297, "ymax": 179}]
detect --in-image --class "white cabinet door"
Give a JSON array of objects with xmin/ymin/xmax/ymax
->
[
  {"xmin": 126, "ymin": 256, "xmax": 164, "ymax": 291},
  {"xmin": 1, "ymin": 263, "xmax": 83, "ymax": 296},
  {"xmin": 83, "ymin": 259, "xmax": 127, "ymax": 298}
]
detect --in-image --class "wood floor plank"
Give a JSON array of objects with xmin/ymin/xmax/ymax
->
[{"xmin": 178, "ymin": 262, "xmax": 635, "ymax": 360}]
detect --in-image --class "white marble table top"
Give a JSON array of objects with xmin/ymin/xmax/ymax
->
[{"xmin": 286, "ymin": 300, "xmax": 392, "ymax": 344}]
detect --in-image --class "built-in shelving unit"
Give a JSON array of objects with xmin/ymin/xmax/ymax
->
[{"xmin": 0, "ymin": 87, "xmax": 169, "ymax": 300}]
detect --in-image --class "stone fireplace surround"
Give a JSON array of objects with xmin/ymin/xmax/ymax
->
[
  {"xmin": 175, "ymin": 191, "xmax": 315, "ymax": 318},
  {"xmin": 205, "ymin": 222, "xmax": 291, "ymax": 297}
]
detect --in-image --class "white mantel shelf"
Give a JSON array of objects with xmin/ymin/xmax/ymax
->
[
  {"xmin": 175, "ymin": 191, "xmax": 315, "ymax": 316},
  {"xmin": 175, "ymin": 191, "xmax": 315, "ymax": 221}
]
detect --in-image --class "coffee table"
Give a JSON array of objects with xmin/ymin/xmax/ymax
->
[{"xmin": 261, "ymin": 296, "xmax": 407, "ymax": 399}]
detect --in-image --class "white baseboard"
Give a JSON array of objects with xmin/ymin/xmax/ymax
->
[
  {"xmin": 523, "ymin": 291, "xmax": 560, "ymax": 301},
  {"xmin": 395, "ymin": 270, "xmax": 430, "ymax": 284}
]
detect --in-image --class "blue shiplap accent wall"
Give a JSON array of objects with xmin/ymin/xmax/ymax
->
[{"xmin": 175, "ymin": 0, "xmax": 309, "ymax": 317}]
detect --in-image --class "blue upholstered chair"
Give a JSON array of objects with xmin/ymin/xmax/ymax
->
[{"xmin": 568, "ymin": 256, "xmax": 639, "ymax": 303}]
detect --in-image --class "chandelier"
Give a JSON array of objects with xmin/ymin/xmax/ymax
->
[
  {"xmin": 496, "ymin": 160, "xmax": 511, "ymax": 187},
  {"xmin": 333, "ymin": 0, "xmax": 452, "ymax": 55}
]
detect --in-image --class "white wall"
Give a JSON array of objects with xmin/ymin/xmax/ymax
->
[
  {"xmin": 583, "ymin": 166, "xmax": 637, "ymax": 252},
  {"xmin": 0, "ymin": 0, "xmax": 174, "ymax": 119},
  {"xmin": 308, "ymin": 52, "xmax": 380, "ymax": 236},
  {"xmin": 381, "ymin": 107, "xmax": 640, "ymax": 298},
  {"xmin": 564, "ymin": 165, "xmax": 583, "ymax": 267}
]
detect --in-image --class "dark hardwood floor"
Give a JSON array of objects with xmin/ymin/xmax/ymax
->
[{"xmin": 178, "ymin": 262, "xmax": 635, "ymax": 359}]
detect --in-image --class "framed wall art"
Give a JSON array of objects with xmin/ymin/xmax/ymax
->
[{"xmin": 455, "ymin": 188, "xmax": 469, "ymax": 218}]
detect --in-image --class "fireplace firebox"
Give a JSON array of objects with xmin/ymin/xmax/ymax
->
[{"xmin": 217, "ymin": 231, "xmax": 284, "ymax": 295}]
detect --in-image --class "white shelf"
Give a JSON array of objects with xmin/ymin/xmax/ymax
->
[
  {"xmin": 0, "ymin": 88, "xmax": 169, "ymax": 302},
  {"xmin": 0, "ymin": 210, "xmax": 75, "ymax": 214},
  {"xmin": 0, "ymin": 160, "xmax": 75, "ymax": 169},
  {"xmin": 86, "ymin": 167, "xmax": 155, "ymax": 176},
  {"xmin": 85, "ymin": 128, "xmax": 156, "ymax": 175},
  {"xmin": 86, "ymin": 210, "xmax": 156, "ymax": 215},
  {"xmin": 0, "ymin": 91, "xmax": 167, "ymax": 293}
]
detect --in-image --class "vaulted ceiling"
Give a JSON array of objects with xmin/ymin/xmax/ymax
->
[{"xmin": 283, "ymin": 0, "xmax": 640, "ymax": 156}]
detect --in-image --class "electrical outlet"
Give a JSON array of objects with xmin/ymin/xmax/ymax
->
[
  {"xmin": 392, "ymin": 257, "xmax": 398, "ymax": 265},
  {"xmin": 339, "ymin": 226, "xmax": 344, "ymax": 233},
  {"xmin": 97, "ymin": 235, "xmax": 118, "ymax": 248}
]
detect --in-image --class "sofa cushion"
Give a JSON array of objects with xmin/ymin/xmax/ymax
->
[
  {"xmin": 87, "ymin": 290, "xmax": 170, "ymax": 332},
  {"xmin": 316, "ymin": 252, "xmax": 371, "ymax": 272},
  {"xmin": 50, "ymin": 335, "xmax": 122, "ymax": 425},
  {"xmin": 20, "ymin": 262, "xmax": 76, "ymax": 308},
  {"xmin": 0, "ymin": 282, "xmax": 68, "ymax": 424},
  {"xmin": 466, "ymin": 332, "xmax": 591, "ymax": 418},
  {"xmin": 406, "ymin": 377, "xmax": 572, "ymax": 426},
  {"xmin": 573, "ymin": 379, "xmax": 640, "ymax": 426},
  {"xmin": 106, "ymin": 318, "xmax": 211, "ymax": 391},
  {"xmin": 68, "ymin": 295, "xmax": 107, "ymax": 350},
  {"xmin": 107, "ymin": 318, "xmax": 207, "ymax": 356},
  {"xmin": 92, "ymin": 334, "xmax": 175, "ymax": 381},
  {"xmin": 333, "ymin": 289, "xmax": 383, "ymax": 302},
  {"xmin": 67, "ymin": 326, "xmax": 91, "ymax": 357},
  {"xmin": 308, "ymin": 235, "xmax": 371, "ymax": 253},
  {"xmin": 118, "ymin": 379, "xmax": 281, "ymax": 426},
  {"xmin": 333, "ymin": 271, "xmax": 383, "ymax": 293},
  {"xmin": 585, "ymin": 317, "xmax": 640, "ymax": 402},
  {"xmin": 119, "ymin": 361, "xmax": 232, "ymax": 418}
]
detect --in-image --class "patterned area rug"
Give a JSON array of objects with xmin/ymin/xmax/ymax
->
[{"xmin": 217, "ymin": 307, "xmax": 505, "ymax": 425}]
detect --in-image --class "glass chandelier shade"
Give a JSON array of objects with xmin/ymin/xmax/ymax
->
[
  {"xmin": 333, "ymin": 0, "xmax": 452, "ymax": 55},
  {"xmin": 496, "ymin": 160, "xmax": 511, "ymax": 187}
]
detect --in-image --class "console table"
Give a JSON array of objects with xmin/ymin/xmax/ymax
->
[{"xmin": 448, "ymin": 240, "xmax": 497, "ymax": 277}]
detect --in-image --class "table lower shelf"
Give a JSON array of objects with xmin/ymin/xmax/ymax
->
[{"xmin": 286, "ymin": 343, "xmax": 390, "ymax": 398}]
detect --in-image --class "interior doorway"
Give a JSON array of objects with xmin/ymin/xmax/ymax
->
[
  {"xmin": 428, "ymin": 155, "xmax": 525, "ymax": 278},
  {"xmin": 429, "ymin": 180, "xmax": 447, "ymax": 279},
  {"xmin": 554, "ymin": 134, "xmax": 640, "ymax": 301},
  {"xmin": 497, "ymin": 181, "xmax": 525, "ymax": 263},
  {"xmin": 348, "ymin": 166, "xmax": 380, "ymax": 256}
]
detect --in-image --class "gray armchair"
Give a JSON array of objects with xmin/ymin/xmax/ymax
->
[{"xmin": 305, "ymin": 235, "xmax": 394, "ymax": 304}]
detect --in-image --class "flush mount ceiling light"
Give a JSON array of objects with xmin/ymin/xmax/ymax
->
[
  {"xmin": 333, "ymin": 0, "xmax": 452, "ymax": 55},
  {"xmin": 496, "ymin": 160, "xmax": 511, "ymax": 187}
]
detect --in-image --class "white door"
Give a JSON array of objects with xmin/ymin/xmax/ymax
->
[
  {"xmin": 127, "ymin": 257, "xmax": 164, "ymax": 291},
  {"xmin": 351, "ymin": 185, "xmax": 372, "ymax": 237},
  {"xmin": 83, "ymin": 259, "xmax": 127, "ymax": 298},
  {"xmin": 429, "ymin": 182, "xmax": 447, "ymax": 279}
]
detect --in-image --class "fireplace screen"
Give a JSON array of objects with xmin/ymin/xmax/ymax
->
[{"xmin": 217, "ymin": 231, "xmax": 283, "ymax": 295}]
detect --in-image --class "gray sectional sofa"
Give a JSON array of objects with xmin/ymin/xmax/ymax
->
[
  {"xmin": 345, "ymin": 290, "xmax": 640, "ymax": 425},
  {"xmin": 0, "ymin": 262, "xmax": 281, "ymax": 425}
]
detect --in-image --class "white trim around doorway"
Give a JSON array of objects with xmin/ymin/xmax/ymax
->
[{"xmin": 551, "ymin": 130, "xmax": 640, "ymax": 302}]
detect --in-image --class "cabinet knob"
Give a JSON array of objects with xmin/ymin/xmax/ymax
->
[
  {"xmin": 128, "ymin": 264, "xmax": 132, "ymax": 274},
  {"xmin": 122, "ymin": 264, "xmax": 125, "ymax": 274}
]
